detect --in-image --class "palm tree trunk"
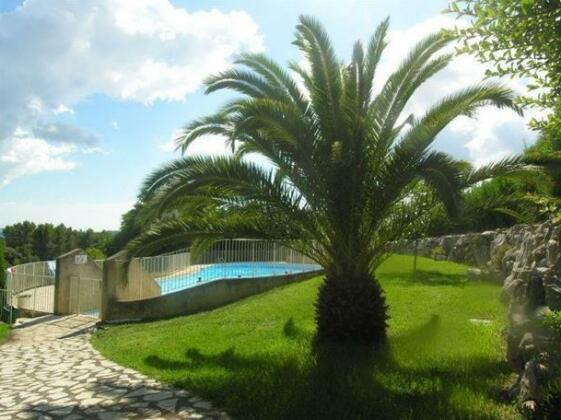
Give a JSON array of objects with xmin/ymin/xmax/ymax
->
[{"xmin": 315, "ymin": 268, "xmax": 388, "ymax": 346}]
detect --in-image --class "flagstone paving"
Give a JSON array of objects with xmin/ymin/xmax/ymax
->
[{"xmin": 0, "ymin": 315, "xmax": 229, "ymax": 419}]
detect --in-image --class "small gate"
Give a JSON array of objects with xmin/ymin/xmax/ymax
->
[{"xmin": 68, "ymin": 275, "xmax": 102, "ymax": 318}]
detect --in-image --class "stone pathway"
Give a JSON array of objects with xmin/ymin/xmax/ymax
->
[{"xmin": 0, "ymin": 315, "xmax": 229, "ymax": 419}]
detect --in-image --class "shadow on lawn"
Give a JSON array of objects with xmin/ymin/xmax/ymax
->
[
  {"xmin": 283, "ymin": 317, "xmax": 307, "ymax": 340},
  {"xmin": 144, "ymin": 316, "xmax": 512, "ymax": 420},
  {"xmin": 405, "ymin": 270, "xmax": 468, "ymax": 286}
]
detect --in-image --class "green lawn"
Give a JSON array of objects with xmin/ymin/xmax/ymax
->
[
  {"xmin": 92, "ymin": 255, "xmax": 519, "ymax": 420},
  {"xmin": 0, "ymin": 322, "xmax": 10, "ymax": 345}
]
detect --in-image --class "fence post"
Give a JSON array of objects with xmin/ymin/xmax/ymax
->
[{"xmin": 413, "ymin": 239, "xmax": 419, "ymax": 274}]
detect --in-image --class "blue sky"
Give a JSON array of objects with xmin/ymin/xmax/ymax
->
[{"xmin": 0, "ymin": 0, "xmax": 536, "ymax": 230}]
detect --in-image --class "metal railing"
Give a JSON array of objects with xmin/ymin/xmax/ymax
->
[
  {"xmin": 5, "ymin": 261, "xmax": 56, "ymax": 316},
  {"xmin": 69, "ymin": 275, "xmax": 102, "ymax": 318},
  {"xmin": 0, "ymin": 289, "xmax": 14, "ymax": 324},
  {"xmin": 118, "ymin": 240, "xmax": 321, "ymax": 301}
]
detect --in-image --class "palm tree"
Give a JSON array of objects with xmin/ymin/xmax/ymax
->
[{"xmin": 128, "ymin": 16, "xmax": 527, "ymax": 345}]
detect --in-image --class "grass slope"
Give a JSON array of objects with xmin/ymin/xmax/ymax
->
[
  {"xmin": 92, "ymin": 255, "xmax": 519, "ymax": 419},
  {"xmin": 0, "ymin": 322, "xmax": 10, "ymax": 345}
]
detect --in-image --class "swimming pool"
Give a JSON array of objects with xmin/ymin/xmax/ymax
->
[{"xmin": 156, "ymin": 262, "xmax": 321, "ymax": 295}]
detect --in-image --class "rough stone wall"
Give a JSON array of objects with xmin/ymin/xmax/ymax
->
[{"xmin": 399, "ymin": 222, "xmax": 561, "ymax": 411}]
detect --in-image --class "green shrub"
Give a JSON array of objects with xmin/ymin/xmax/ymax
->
[
  {"xmin": 540, "ymin": 311, "xmax": 561, "ymax": 419},
  {"xmin": 86, "ymin": 247, "xmax": 105, "ymax": 261},
  {"xmin": 0, "ymin": 239, "xmax": 6, "ymax": 289},
  {"xmin": 431, "ymin": 246, "xmax": 446, "ymax": 260},
  {"xmin": 543, "ymin": 311, "xmax": 561, "ymax": 338},
  {"xmin": 541, "ymin": 378, "xmax": 561, "ymax": 420},
  {"xmin": 0, "ymin": 322, "xmax": 10, "ymax": 344}
]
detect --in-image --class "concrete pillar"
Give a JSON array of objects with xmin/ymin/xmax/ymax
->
[
  {"xmin": 55, "ymin": 248, "xmax": 103, "ymax": 315},
  {"xmin": 101, "ymin": 251, "xmax": 127, "ymax": 322}
]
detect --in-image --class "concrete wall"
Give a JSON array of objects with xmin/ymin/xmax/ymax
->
[
  {"xmin": 101, "ymin": 251, "xmax": 126, "ymax": 321},
  {"xmin": 102, "ymin": 267, "xmax": 323, "ymax": 323},
  {"xmin": 114, "ymin": 258, "xmax": 161, "ymax": 301},
  {"xmin": 55, "ymin": 249, "xmax": 102, "ymax": 315}
]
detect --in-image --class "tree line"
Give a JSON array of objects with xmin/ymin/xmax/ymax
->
[{"xmin": 1, "ymin": 221, "xmax": 116, "ymax": 267}]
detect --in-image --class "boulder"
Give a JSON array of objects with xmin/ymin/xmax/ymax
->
[
  {"xmin": 466, "ymin": 267, "xmax": 483, "ymax": 281},
  {"xmin": 543, "ymin": 274, "xmax": 561, "ymax": 310},
  {"xmin": 534, "ymin": 305, "xmax": 552, "ymax": 321},
  {"xmin": 501, "ymin": 249, "xmax": 518, "ymax": 275},
  {"xmin": 519, "ymin": 360, "xmax": 543, "ymax": 402},
  {"xmin": 502, "ymin": 276, "xmax": 524, "ymax": 303},
  {"xmin": 546, "ymin": 239, "xmax": 559, "ymax": 267},
  {"xmin": 533, "ymin": 244, "xmax": 546, "ymax": 261},
  {"xmin": 518, "ymin": 332, "xmax": 536, "ymax": 362},
  {"xmin": 525, "ymin": 272, "xmax": 546, "ymax": 308},
  {"xmin": 507, "ymin": 330, "xmax": 526, "ymax": 371}
]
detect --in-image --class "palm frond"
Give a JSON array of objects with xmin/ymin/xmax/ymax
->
[
  {"xmin": 362, "ymin": 18, "xmax": 389, "ymax": 106},
  {"xmin": 125, "ymin": 214, "xmax": 267, "ymax": 258},
  {"xmin": 416, "ymin": 152, "xmax": 464, "ymax": 216},
  {"xmin": 205, "ymin": 69, "xmax": 278, "ymax": 98},
  {"xmin": 176, "ymin": 112, "xmax": 233, "ymax": 154},
  {"xmin": 235, "ymin": 53, "xmax": 309, "ymax": 112},
  {"xmin": 294, "ymin": 15, "xmax": 343, "ymax": 143},
  {"xmin": 369, "ymin": 32, "xmax": 452, "ymax": 147},
  {"xmin": 395, "ymin": 83, "xmax": 520, "ymax": 161},
  {"xmin": 463, "ymin": 156, "xmax": 526, "ymax": 186}
]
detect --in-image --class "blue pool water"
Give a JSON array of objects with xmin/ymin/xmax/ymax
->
[
  {"xmin": 81, "ymin": 309, "xmax": 99, "ymax": 318},
  {"xmin": 156, "ymin": 262, "xmax": 321, "ymax": 295}
]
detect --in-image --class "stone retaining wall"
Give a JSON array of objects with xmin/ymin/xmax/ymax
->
[{"xmin": 399, "ymin": 223, "xmax": 561, "ymax": 411}]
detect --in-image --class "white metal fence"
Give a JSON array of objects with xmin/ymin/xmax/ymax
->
[
  {"xmin": 0, "ymin": 289, "xmax": 14, "ymax": 324},
  {"xmin": 5, "ymin": 261, "xmax": 56, "ymax": 316},
  {"xmin": 117, "ymin": 240, "xmax": 321, "ymax": 301},
  {"xmin": 68, "ymin": 275, "xmax": 102, "ymax": 318}
]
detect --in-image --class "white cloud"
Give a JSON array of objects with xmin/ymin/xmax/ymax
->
[
  {"xmin": 0, "ymin": 200, "xmax": 134, "ymax": 230},
  {"xmin": 454, "ymin": 111, "xmax": 529, "ymax": 166},
  {"xmin": 377, "ymin": 15, "xmax": 538, "ymax": 166},
  {"xmin": 0, "ymin": 131, "xmax": 76, "ymax": 185},
  {"xmin": 111, "ymin": 121, "xmax": 119, "ymax": 130},
  {"xmin": 52, "ymin": 104, "xmax": 75, "ymax": 115},
  {"xmin": 0, "ymin": 122, "xmax": 102, "ymax": 184},
  {"xmin": 0, "ymin": 0, "xmax": 263, "ymax": 184}
]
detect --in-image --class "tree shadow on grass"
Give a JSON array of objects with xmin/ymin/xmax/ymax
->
[
  {"xmin": 393, "ymin": 314, "xmax": 442, "ymax": 347},
  {"xmin": 403, "ymin": 270, "xmax": 469, "ymax": 287},
  {"xmin": 143, "ymin": 316, "xmax": 514, "ymax": 420},
  {"xmin": 283, "ymin": 316, "xmax": 307, "ymax": 340}
]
